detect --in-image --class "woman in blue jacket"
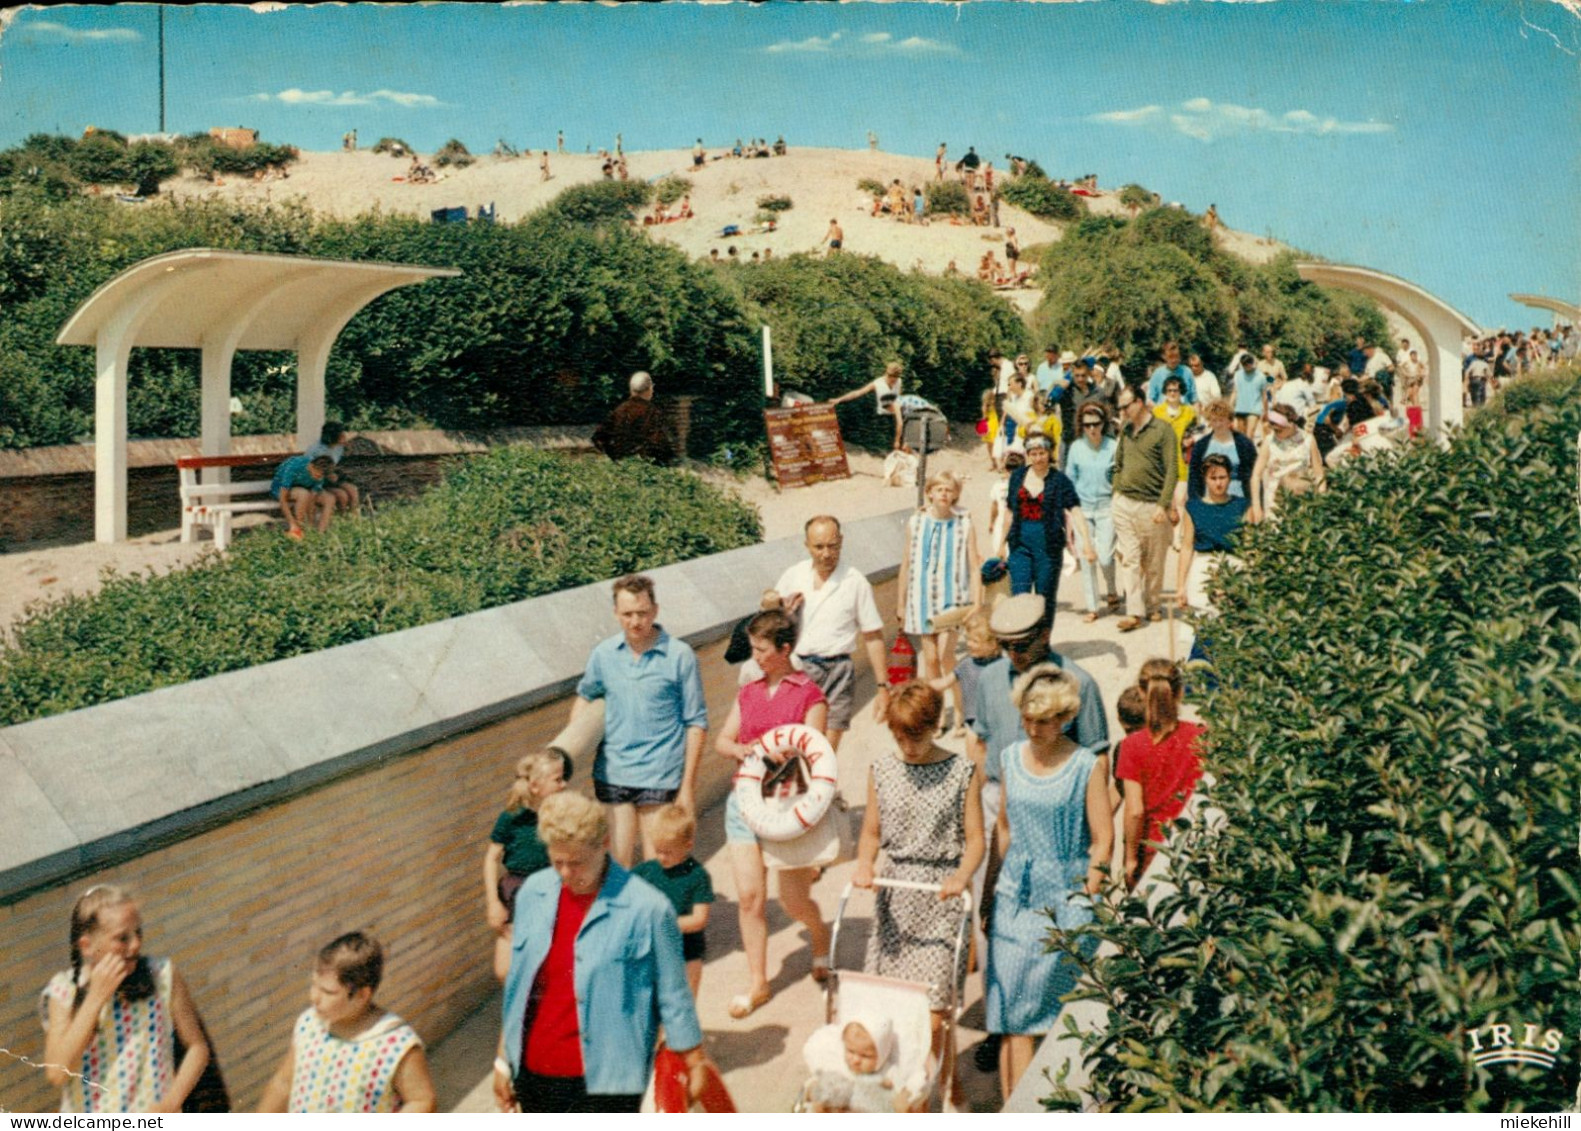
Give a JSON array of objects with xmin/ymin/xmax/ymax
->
[
  {"xmin": 1183, "ymin": 398, "xmax": 1258, "ymax": 504},
  {"xmin": 998, "ymin": 434, "xmax": 1094, "ymax": 630},
  {"xmin": 494, "ymin": 792, "xmax": 713, "ymax": 1112}
]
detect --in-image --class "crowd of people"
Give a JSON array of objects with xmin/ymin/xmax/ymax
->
[
  {"xmin": 42, "ymin": 319, "xmax": 1568, "ymax": 1112},
  {"xmin": 43, "ymin": 504, "xmax": 1208, "ymax": 1113},
  {"xmin": 691, "ymin": 136, "xmax": 788, "ymax": 168}
]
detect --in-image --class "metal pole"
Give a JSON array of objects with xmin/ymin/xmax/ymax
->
[
  {"xmin": 158, "ymin": 7, "xmax": 166, "ymax": 133},
  {"xmin": 762, "ymin": 324, "xmax": 773, "ymax": 399}
]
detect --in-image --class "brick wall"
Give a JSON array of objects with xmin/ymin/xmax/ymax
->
[
  {"xmin": 0, "ymin": 579, "xmax": 895, "ymax": 1113},
  {"xmin": 0, "ymin": 427, "xmax": 598, "ymax": 551}
]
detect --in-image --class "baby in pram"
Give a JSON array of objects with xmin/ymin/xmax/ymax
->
[{"xmin": 802, "ymin": 1013, "xmax": 928, "ymax": 1113}]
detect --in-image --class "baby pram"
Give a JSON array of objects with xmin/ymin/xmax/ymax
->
[{"xmin": 793, "ymin": 878, "xmax": 973, "ymax": 1113}]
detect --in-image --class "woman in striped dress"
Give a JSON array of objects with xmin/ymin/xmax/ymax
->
[{"xmin": 895, "ymin": 471, "xmax": 981, "ymax": 734}]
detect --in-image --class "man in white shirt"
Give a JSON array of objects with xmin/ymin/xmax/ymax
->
[
  {"xmin": 1362, "ymin": 343, "xmax": 1396, "ymax": 400},
  {"xmin": 1273, "ymin": 366, "xmax": 1318, "ymax": 421},
  {"xmin": 1187, "ymin": 353, "xmax": 1221, "ymax": 405},
  {"xmin": 773, "ymin": 515, "xmax": 890, "ymax": 750}
]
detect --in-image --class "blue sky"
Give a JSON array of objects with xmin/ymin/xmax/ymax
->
[{"xmin": 2, "ymin": 1, "xmax": 1577, "ymax": 331}]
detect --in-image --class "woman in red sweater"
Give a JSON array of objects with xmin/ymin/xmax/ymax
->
[{"xmin": 1114, "ymin": 659, "xmax": 1204, "ymax": 887}]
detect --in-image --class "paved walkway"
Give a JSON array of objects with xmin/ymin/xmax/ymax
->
[{"xmin": 429, "ymin": 526, "xmax": 1193, "ymax": 1113}]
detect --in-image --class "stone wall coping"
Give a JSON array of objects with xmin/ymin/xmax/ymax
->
[
  {"xmin": 0, "ymin": 426, "xmax": 596, "ymax": 479},
  {"xmin": 0, "ymin": 509, "xmax": 909, "ymax": 902}
]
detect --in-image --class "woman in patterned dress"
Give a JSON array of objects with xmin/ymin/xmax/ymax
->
[
  {"xmin": 984, "ymin": 666, "xmax": 1113, "ymax": 1101},
  {"xmin": 259, "ymin": 931, "xmax": 436, "ymax": 1112},
  {"xmin": 853, "ymin": 681, "xmax": 984, "ymax": 1105},
  {"xmin": 896, "ymin": 470, "xmax": 981, "ymax": 734},
  {"xmin": 41, "ymin": 885, "xmax": 212, "ymax": 1113}
]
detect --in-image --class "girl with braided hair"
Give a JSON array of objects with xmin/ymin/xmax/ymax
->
[{"xmin": 41, "ymin": 885, "xmax": 211, "ymax": 1112}]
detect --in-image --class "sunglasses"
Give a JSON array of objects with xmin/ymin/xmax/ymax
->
[
  {"xmin": 1082, "ymin": 419, "xmax": 1104, "ymax": 428},
  {"xmin": 1001, "ymin": 637, "xmax": 1043, "ymax": 653}
]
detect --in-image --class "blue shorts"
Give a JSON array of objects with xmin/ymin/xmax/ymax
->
[
  {"xmin": 723, "ymin": 791, "xmax": 757, "ymax": 845},
  {"xmin": 592, "ymin": 780, "xmax": 677, "ymax": 808}
]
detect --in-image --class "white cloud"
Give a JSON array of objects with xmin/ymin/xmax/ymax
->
[
  {"xmin": 23, "ymin": 19, "xmax": 140, "ymax": 43},
  {"xmin": 764, "ymin": 32, "xmax": 842, "ymax": 53},
  {"xmin": 1091, "ymin": 97, "xmax": 1392, "ymax": 141},
  {"xmin": 892, "ymin": 36, "xmax": 956, "ymax": 54},
  {"xmin": 762, "ymin": 30, "xmax": 958, "ymax": 56},
  {"xmin": 252, "ymin": 88, "xmax": 443, "ymax": 108},
  {"xmin": 1092, "ymin": 105, "xmax": 1162, "ymax": 124}
]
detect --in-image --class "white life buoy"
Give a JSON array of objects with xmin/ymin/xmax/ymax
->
[{"xmin": 734, "ymin": 724, "xmax": 839, "ymax": 842}]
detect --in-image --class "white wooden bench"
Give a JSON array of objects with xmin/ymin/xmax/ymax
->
[{"xmin": 177, "ymin": 452, "xmax": 296, "ymax": 550}]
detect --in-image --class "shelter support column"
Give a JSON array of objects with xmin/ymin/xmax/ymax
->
[
  {"xmin": 295, "ymin": 344, "xmax": 327, "ymax": 454},
  {"xmin": 92, "ymin": 274, "xmax": 182, "ymax": 542},
  {"xmin": 94, "ymin": 340, "xmax": 130, "ymax": 543},
  {"xmin": 200, "ymin": 341, "xmax": 236, "ymax": 485},
  {"xmin": 1425, "ymin": 321, "xmax": 1464, "ymax": 437},
  {"xmin": 1294, "ymin": 263, "xmax": 1478, "ymax": 443},
  {"xmin": 295, "ymin": 280, "xmax": 395, "ymax": 450}
]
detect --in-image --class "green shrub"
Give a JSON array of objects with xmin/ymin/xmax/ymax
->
[
  {"xmin": 756, "ymin": 193, "xmax": 793, "ymax": 213},
  {"xmin": 1118, "ymin": 183, "xmax": 1157, "ymax": 215},
  {"xmin": 68, "ymin": 134, "xmax": 133, "ymax": 185},
  {"xmin": 546, "ymin": 179, "xmax": 652, "ymax": 224},
  {"xmin": 1048, "ymin": 374, "xmax": 1581, "ymax": 1112},
  {"xmin": 371, "ymin": 137, "xmax": 412, "ymax": 156},
  {"xmin": 433, "ymin": 139, "xmax": 474, "ymax": 168},
  {"xmin": 1023, "ymin": 158, "xmax": 1047, "ymax": 179},
  {"xmin": 0, "ymin": 448, "xmax": 762, "ymax": 724},
  {"xmin": 654, "ymin": 175, "xmax": 692, "ymax": 206},
  {"xmin": 856, "ymin": 177, "xmax": 885, "ymax": 197},
  {"xmin": 126, "ymin": 142, "xmax": 180, "ymax": 196},
  {"xmin": 924, "ymin": 179, "xmax": 969, "ymax": 217},
  {"xmin": 998, "ymin": 174, "xmax": 1084, "ymax": 221}
]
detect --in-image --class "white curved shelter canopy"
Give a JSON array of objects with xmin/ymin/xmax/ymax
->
[
  {"xmin": 1509, "ymin": 293, "xmax": 1580, "ymax": 326},
  {"xmin": 56, "ymin": 249, "xmax": 460, "ymax": 543},
  {"xmin": 1295, "ymin": 262, "xmax": 1480, "ymax": 438}
]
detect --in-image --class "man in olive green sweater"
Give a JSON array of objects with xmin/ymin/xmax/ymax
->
[{"xmin": 1112, "ymin": 385, "xmax": 1179, "ymax": 630}]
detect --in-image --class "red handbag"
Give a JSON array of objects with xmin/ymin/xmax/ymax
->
[{"xmin": 653, "ymin": 1045, "xmax": 736, "ymax": 1113}]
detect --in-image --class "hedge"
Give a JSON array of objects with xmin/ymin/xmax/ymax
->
[
  {"xmin": 1048, "ymin": 370, "xmax": 1581, "ymax": 1111},
  {"xmin": 0, "ymin": 448, "xmax": 762, "ymax": 726}
]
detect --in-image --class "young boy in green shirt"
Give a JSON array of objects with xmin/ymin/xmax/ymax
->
[{"xmin": 633, "ymin": 805, "xmax": 714, "ymax": 998}]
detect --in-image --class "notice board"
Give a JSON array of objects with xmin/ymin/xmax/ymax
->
[{"xmin": 764, "ymin": 404, "xmax": 851, "ymax": 488}]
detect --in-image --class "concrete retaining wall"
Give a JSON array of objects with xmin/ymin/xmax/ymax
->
[{"xmin": 0, "ymin": 509, "xmax": 907, "ymax": 1112}]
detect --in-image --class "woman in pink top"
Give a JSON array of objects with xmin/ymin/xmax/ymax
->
[{"xmin": 714, "ymin": 609, "xmax": 832, "ymax": 1020}]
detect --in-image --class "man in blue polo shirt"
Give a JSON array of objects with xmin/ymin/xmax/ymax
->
[
  {"xmin": 1146, "ymin": 341, "xmax": 1196, "ymax": 405},
  {"xmin": 572, "ymin": 574, "xmax": 707, "ymax": 868}
]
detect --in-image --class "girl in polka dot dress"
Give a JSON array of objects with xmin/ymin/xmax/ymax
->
[
  {"xmin": 41, "ymin": 885, "xmax": 212, "ymax": 1113},
  {"xmin": 258, "ymin": 931, "xmax": 436, "ymax": 1113}
]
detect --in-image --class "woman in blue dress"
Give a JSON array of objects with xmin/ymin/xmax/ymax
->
[{"xmin": 984, "ymin": 665, "xmax": 1113, "ymax": 1101}]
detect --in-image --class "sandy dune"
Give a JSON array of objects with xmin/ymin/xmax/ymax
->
[{"xmin": 169, "ymin": 145, "xmax": 1287, "ymax": 314}]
